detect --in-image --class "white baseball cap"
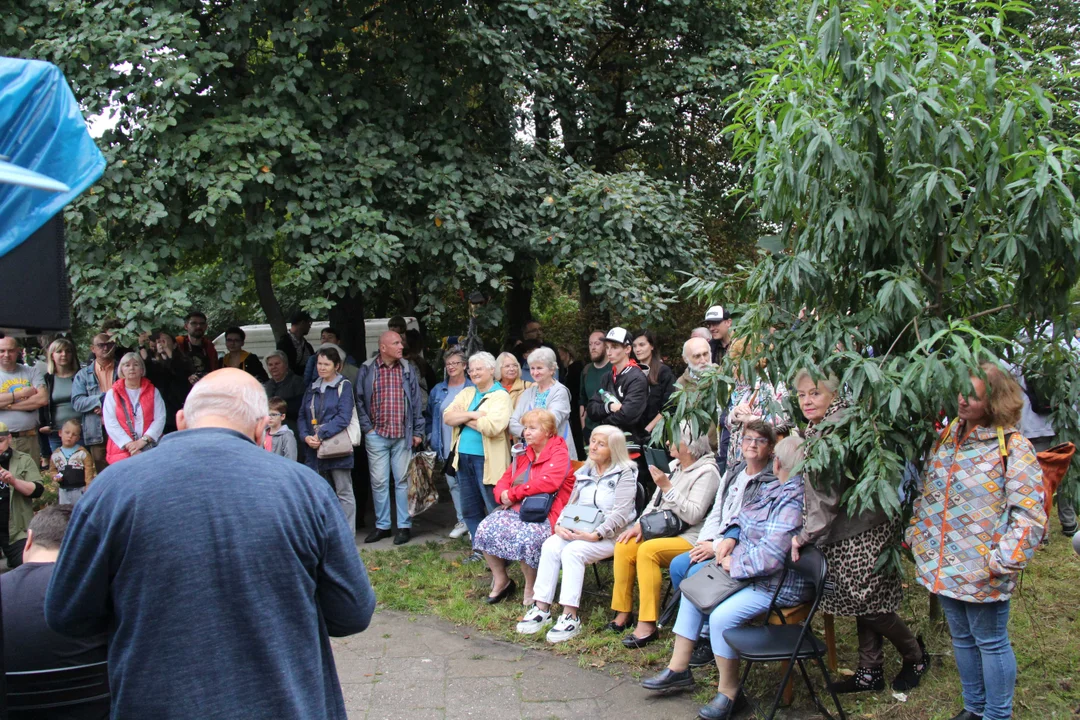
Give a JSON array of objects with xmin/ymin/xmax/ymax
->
[
  {"xmin": 604, "ymin": 327, "xmax": 632, "ymax": 345},
  {"xmin": 704, "ymin": 305, "xmax": 731, "ymax": 323}
]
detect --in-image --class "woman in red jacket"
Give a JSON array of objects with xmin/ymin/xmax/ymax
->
[{"xmin": 472, "ymin": 409, "xmax": 576, "ymax": 606}]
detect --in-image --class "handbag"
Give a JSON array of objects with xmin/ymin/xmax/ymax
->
[
  {"xmin": 407, "ymin": 448, "xmax": 439, "ymax": 517},
  {"xmin": 517, "ymin": 456, "xmax": 572, "ymax": 524},
  {"xmin": 678, "ymin": 561, "xmax": 748, "ymax": 613},
  {"xmin": 638, "ymin": 487, "xmax": 688, "ymax": 540},
  {"xmin": 560, "ymin": 503, "xmax": 604, "ymax": 533},
  {"xmin": 445, "ymin": 393, "xmax": 490, "ymax": 477},
  {"xmin": 311, "ymin": 390, "xmax": 354, "ymax": 460}
]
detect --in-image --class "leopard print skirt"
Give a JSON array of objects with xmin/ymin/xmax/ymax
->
[{"xmin": 820, "ymin": 520, "xmax": 903, "ymax": 616}]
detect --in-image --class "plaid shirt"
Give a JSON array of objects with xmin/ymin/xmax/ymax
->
[
  {"xmin": 371, "ymin": 357, "xmax": 406, "ymax": 438},
  {"xmin": 727, "ymin": 473, "xmax": 812, "ymax": 607}
]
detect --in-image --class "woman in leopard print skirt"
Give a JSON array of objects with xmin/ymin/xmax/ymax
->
[{"xmin": 789, "ymin": 369, "xmax": 930, "ymax": 694}]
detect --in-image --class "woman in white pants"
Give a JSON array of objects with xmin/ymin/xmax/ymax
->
[{"xmin": 518, "ymin": 424, "xmax": 638, "ymax": 643}]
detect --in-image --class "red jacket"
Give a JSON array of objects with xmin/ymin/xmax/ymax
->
[
  {"xmin": 105, "ymin": 378, "xmax": 157, "ymax": 465},
  {"xmin": 494, "ymin": 436, "xmax": 576, "ymax": 530}
]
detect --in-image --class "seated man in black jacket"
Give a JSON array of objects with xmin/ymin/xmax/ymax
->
[{"xmin": 2, "ymin": 504, "xmax": 108, "ymax": 719}]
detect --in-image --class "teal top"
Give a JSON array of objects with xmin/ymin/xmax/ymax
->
[{"xmin": 457, "ymin": 386, "xmax": 502, "ymax": 457}]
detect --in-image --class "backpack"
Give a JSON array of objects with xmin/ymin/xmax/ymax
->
[{"xmin": 1022, "ymin": 372, "xmax": 1054, "ymax": 416}]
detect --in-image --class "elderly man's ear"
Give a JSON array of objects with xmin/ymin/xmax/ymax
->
[{"xmin": 176, "ymin": 410, "xmax": 187, "ymax": 432}]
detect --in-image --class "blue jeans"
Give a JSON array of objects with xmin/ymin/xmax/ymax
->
[
  {"xmin": 939, "ymin": 596, "xmax": 1015, "ymax": 720},
  {"xmin": 47, "ymin": 432, "xmax": 63, "ymax": 452},
  {"xmin": 669, "ymin": 553, "xmax": 712, "ymax": 636},
  {"xmin": 457, "ymin": 453, "xmax": 495, "ymax": 542},
  {"xmin": 365, "ymin": 433, "xmax": 412, "ymax": 530},
  {"xmin": 672, "ymin": 585, "xmax": 775, "ymax": 659},
  {"xmin": 442, "ymin": 455, "xmax": 464, "ymax": 524}
]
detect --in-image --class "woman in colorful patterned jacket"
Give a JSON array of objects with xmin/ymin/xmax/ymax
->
[{"xmin": 907, "ymin": 363, "xmax": 1046, "ymax": 720}]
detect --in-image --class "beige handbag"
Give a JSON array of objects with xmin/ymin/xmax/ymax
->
[{"xmin": 310, "ymin": 390, "xmax": 354, "ymax": 460}]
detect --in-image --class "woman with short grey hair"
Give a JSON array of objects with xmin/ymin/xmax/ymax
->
[
  {"xmin": 508, "ymin": 347, "xmax": 577, "ymax": 460},
  {"xmin": 103, "ymin": 352, "xmax": 166, "ymax": 464},
  {"xmin": 427, "ymin": 347, "xmax": 474, "ymax": 538}
]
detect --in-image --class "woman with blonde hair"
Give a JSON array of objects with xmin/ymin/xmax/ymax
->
[
  {"xmin": 40, "ymin": 337, "xmax": 81, "ymax": 453},
  {"xmin": 518, "ymin": 424, "xmax": 638, "ymax": 642},
  {"xmin": 790, "ymin": 368, "xmax": 929, "ymax": 695},
  {"xmin": 496, "ymin": 351, "xmax": 533, "ymax": 410},
  {"xmin": 908, "ymin": 363, "xmax": 1045, "ymax": 720}
]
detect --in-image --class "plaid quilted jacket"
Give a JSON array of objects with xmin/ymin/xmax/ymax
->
[{"xmin": 907, "ymin": 421, "xmax": 1047, "ymax": 603}]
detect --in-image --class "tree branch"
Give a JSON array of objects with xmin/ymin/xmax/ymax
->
[{"xmin": 963, "ymin": 303, "xmax": 1014, "ymax": 322}]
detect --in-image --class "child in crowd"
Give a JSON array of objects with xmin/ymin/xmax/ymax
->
[
  {"xmin": 266, "ymin": 396, "xmax": 297, "ymax": 461},
  {"xmin": 48, "ymin": 418, "xmax": 96, "ymax": 505}
]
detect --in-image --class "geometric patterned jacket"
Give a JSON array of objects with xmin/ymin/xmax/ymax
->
[{"xmin": 906, "ymin": 421, "xmax": 1046, "ymax": 603}]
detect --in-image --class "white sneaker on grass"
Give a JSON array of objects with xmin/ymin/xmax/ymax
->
[
  {"xmin": 448, "ymin": 522, "xmax": 468, "ymax": 539},
  {"xmin": 545, "ymin": 613, "xmax": 582, "ymax": 643},
  {"xmin": 516, "ymin": 605, "xmax": 551, "ymax": 635}
]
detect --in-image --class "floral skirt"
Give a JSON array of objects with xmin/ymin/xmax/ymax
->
[
  {"xmin": 472, "ymin": 509, "xmax": 552, "ymax": 568},
  {"xmin": 820, "ymin": 520, "xmax": 904, "ymax": 616}
]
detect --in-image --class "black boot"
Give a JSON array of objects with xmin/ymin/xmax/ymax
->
[
  {"xmin": 892, "ymin": 635, "xmax": 931, "ymax": 691},
  {"xmin": 689, "ymin": 637, "xmax": 713, "ymax": 668},
  {"xmin": 949, "ymin": 711, "xmax": 982, "ymax": 720},
  {"xmin": 829, "ymin": 666, "xmax": 885, "ymax": 694}
]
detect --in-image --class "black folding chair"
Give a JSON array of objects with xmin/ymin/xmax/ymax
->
[
  {"xmin": 721, "ymin": 546, "xmax": 846, "ymax": 720},
  {"xmin": 6, "ymin": 661, "xmax": 110, "ymax": 718}
]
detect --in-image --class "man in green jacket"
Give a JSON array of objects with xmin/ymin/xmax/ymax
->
[{"xmin": 0, "ymin": 422, "xmax": 45, "ymax": 568}]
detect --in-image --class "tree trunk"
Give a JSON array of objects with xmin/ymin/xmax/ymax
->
[
  {"xmin": 578, "ymin": 272, "xmax": 610, "ymax": 330},
  {"xmin": 252, "ymin": 255, "xmax": 287, "ymax": 342},
  {"xmin": 329, "ymin": 290, "xmax": 366, "ymax": 361},
  {"xmin": 505, "ymin": 260, "xmax": 536, "ymax": 340}
]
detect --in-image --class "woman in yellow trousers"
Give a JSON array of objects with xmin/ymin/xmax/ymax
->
[{"xmin": 609, "ymin": 429, "xmax": 721, "ymax": 648}]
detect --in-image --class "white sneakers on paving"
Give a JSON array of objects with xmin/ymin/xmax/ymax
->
[
  {"xmin": 545, "ymin": 613, "xmax": 581, "ymax": 643},
  {"xmin": 516, "ymin": 605, "xmax": 551, "ymax": 635},
  {"xmin": 448, "ymin": 522, "xmax": 469, "ymax": 539}
]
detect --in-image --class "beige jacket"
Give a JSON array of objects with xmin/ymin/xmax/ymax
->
[
  {"xmin": 642, "ymin": 454, "xmax": 722, "ymax": 545},
  {"xmin": 446, "ymin": 386, "xmax": 512, "ymax": 485}
]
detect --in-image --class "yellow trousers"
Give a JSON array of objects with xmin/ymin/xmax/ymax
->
[{"xmin": 611, "ymin": 536, "xmax": 692, "ymax": 622}]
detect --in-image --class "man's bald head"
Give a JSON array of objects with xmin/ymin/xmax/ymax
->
[
  {"xmin": 378, "ymin": 330, "xmax": 404, "ymax": 364},
  {"xmin": 179, "ymin": 368, "xmax": 270, "ymax": 439},
  {"xmin": 683, "ymin": 337, "xmax": 712, "ymax": 370}
]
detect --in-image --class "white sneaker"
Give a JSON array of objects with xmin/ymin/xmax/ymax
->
[
  {"xmin": 545, "ymin": 613, "xmax": 582, "ymax": 643},
  {"xmin": 516, "ymin": 605, "xmax": 551, "ymax": 635},
  {"xmin": 448, "ymin": 522, "xmax": 468, "ymax": 539}
]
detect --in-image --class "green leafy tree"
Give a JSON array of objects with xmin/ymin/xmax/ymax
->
[
  {"xmin": 663, "ymin": 0, "xmax": 1080, "ymax": 552},
  {"xmin": 3, "ymin": 0, "xmax": 766, "ymax": 353}
]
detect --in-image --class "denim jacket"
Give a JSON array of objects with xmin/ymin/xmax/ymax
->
[
  {"xmin": 425, "ymin": 378, "xmax": 473, "ymax": 459},
  {"xmin": 298, "ymin": 375, "xmax": 355, "ymax": 472},
  {"xmin": 70, "ymin": 363, "xmax": 118, "ymax": 446}
]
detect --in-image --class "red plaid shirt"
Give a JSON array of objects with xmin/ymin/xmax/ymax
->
[{"xmin": 372, "ymin": 357, "xmax": 406, "ymax": 438}]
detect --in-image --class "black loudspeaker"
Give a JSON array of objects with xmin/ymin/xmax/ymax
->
[{"xmin": 0, "ymin": 213, "xmax": 69, "ymax": 333}]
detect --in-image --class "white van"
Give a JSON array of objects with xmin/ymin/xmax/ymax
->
[{"xmin": 212, "ymin": 318, "xmax": 419, "ymax": 372}]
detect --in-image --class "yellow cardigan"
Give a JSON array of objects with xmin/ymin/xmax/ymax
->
[{"xmin": 445, "ymin": 385, "xmax": 512, "ymax": 486}]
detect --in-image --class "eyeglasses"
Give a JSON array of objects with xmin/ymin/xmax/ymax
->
[
  {"xmin": 742, "ymin": 436, "xmax": 770, "ymax": 445},
  {"xmin": 445, "ymin": 361, "xmax": 464, "ymax": 368},
  {"xmin": 269, "ymin": 412, "xmax": 284, "ymax": 418},
  {"xmin": 94, "ymin": 342, "xmax": 116, "ymax": 348}
]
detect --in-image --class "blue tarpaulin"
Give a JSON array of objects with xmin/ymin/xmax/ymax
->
[{"xmin": 0, "ymin": 57, "xmax": 105, "ymax": 258}]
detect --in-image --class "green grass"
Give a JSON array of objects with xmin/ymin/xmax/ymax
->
[{"xmin": 361, "ymin": 517, "xmax": 1080, "ymax": 719}]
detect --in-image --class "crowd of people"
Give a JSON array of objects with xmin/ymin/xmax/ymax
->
[{"xmin": 0, "ymin": 300, "xmax": 1067, "ymax": 720}]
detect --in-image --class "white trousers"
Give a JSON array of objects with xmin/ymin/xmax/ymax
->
[{"xmin": 532, "ymin": 534, "xmax": 616, "ymax": 609}]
